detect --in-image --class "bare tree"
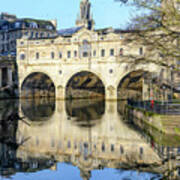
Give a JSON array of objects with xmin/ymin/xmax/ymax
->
[{"xmin": 116, "ymin": 0, "xmax": 180, "ymax": 68}]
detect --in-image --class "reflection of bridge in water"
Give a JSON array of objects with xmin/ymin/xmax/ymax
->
[
  {"xmin": 0, "ymin": 99, "xmax": 179, "ymax": 179},
  {"xmin": 17, "ymin": 99, "xmax": 162, "ymax": 179}
]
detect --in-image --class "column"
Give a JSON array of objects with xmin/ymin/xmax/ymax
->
[
  {"xmin": 56, "ymin": 85, "xmax": 66, "ymax": 100},
  {"xmin": 105, "ymin": 85, "xmax": 117, "ymax": 100}
]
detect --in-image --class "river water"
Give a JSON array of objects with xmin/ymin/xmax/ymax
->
[{"xmin": 0, "ymin": 98, "xmax": 179, "ymax": 180}]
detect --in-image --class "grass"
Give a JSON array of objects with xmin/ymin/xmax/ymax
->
[{"xmin": 175, "ymin": 127, "xmax": 180, "ymax": 134}]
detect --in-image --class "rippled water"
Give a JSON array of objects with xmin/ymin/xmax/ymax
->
[{"xmin": 0, "ymin": 98, "xmax": 179, "ymax": 180}]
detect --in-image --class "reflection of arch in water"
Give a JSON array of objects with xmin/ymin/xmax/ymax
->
[
  {"xmin": 21, "ymin": 72, "xmax": 55, "ymax": 98},
  {"xmin": 65, "ymin": 99, "xmax": 105, "ymax": 128},
  {"xmin": 117, "ymin": 70, "xmax": 149, "ymax": 100},
  {"xmin": 65, "ymin": 71, "xmax": 105, "ymax": 99},
  {"xmin": 21, "ymin": 98, "xmax": 55, "ymax": 122}
]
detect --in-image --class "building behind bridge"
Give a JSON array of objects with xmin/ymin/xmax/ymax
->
[{"xmin": 0, "ymin": 12, "xmax": 57, "ymax": 56}]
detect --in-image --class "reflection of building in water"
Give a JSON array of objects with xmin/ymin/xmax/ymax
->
[
  {"xmin": 0, "ymin": 100, "xmax": 57, "ymax": 178},
  {"xmin": 17, "ymin": 99, "xmax": 161, "ymax": 179}
]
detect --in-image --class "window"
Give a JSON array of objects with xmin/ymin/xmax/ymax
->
[
  {"xmin": 120, "ymin": 48, "xmax": 123, "ymax": 56},
  {"xmin": 139, "ymin": 47, "xmax": 143, "ymax": 55},
  {"xmin": 102, "ymin": 143, "xmax": 105, "ymax": 152},
  {"xmin": 35, "ymin": 32, "xmax": 38, "ymax": 38},
  {"xmin": 67, "ymin": 141, "xmax": 71, "ymax": 148},
  {"xmin": 111, "ymin": 144, "xmax": 114, "ymax": 152},
  {"xmin": 20, "ymin": 53, "xmax": 25, "ymax": 60},
  {"xmin": 36, "ymin": 52, "xmax": 39, "ymax": 59},
  {"xmin": 80, "ymin": 40, "xmax": 91, "ymax": 58},
  {"xmin": 83, "ymin": 52, "xmax": 88, "ymax": 57},
  {"xmin": 74, "ymin": 50, "xmax": 77, "ymax": 57},
  {"xmin": 24, "ymin": 32, "xmax": 28, "ymax": 36},
  {"xmin": 51, "ymin": 52, "xmax": 55, "ymax": 59},
  {"xmin": 109, "ymin": 69, "xmax": 113, "ymax": 74},
  {"xmin": 67, "ymin": 51, "xmax": 71, "ymax": 58},
  {"xmin": 140, "ymin": 147, "xmax": 143, "ymax": 155},
  {"xmin": 120, "ymin": 145, "xmax": 124, "ymax": 154},
  {"xmin": 30, "ymin": 32, "xmax": 34, "ymax": 38},
  {"xmin": 59, "ymin": 52, "xmax": 62, "ymax": 59},
  {"xmin": 93, "ymin": 50, "xmax": 96, "ymax": 57},
  {"xmin": 101, "ymin": 49, "xmax": 105, "ymax": 57},
  {"xmin": 110, "ymin": 49, "xmax": 114, "ymax": 56},
  {"xmin": 40, "ymin": 32, "xmax": 44, "ymax": 38}
]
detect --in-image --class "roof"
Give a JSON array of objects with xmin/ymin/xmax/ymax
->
[
  {"xmin": 95, "ymin": 27, "xmax": 113, "ymax": 34},
  {"xmin": 58, "ymin": 26, "xmax": 83, "ymax": 37},
  {"xmin": 22, "ymin": 18, "xmax": 56, "ymax": 30},
  {"xmin": 0, "ymin": 18, "xmax": 56, "ymax": 31},
  {"xmin": 114, "ymin": 28, "xmax": 141, "ymax": 34}
]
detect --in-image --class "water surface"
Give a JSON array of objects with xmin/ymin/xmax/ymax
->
[{"xmin": 0, "ymin": 99, "xmax": 179, "ymax": 179}]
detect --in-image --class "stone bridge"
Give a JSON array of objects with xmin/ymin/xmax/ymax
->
[{"xmin": 16, "ymin": 27, "xmax": 162, "ymax": 100}]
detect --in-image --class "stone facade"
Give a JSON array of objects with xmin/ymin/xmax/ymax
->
[
  {"xmin": 0, "ymin": 12, "xmax": 57, "ymax": 55},
  {"xmin": 17, "ymin": 0, "xmax": 162, "ymax": 100}
]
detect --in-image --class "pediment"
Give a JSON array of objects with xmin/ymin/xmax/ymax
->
[
  {"xmin": 72, "ymin": 27, "xmax": 98, "ymax": 42},
  {"xmin": 106, "ymin": 32, "xmax": 120, "ymax": 39}
]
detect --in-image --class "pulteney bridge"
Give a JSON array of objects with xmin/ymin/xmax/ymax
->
[{"xmin": 17, "ymin": 27, "xmax": 162, "ymax": 100}]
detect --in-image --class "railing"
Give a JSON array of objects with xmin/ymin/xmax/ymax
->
[{"xmin": 128, "ymin": 99, "xmax": 180, "ymax": 115}]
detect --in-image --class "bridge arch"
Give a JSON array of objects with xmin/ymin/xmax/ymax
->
[
  {"xmin": 117, "ymin": 69, "xmax": 150, "ymax": 100},
  {"xmin": 65, "ymin": 71, "xmax": 106, "ymax": 99},
  {"xmin": 21, "ymin": 72, "xmax": 56, "ymax": 98}
]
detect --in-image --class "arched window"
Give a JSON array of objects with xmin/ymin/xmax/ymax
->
[
  {"xmin": 36, "ymin": 52, "xmax": 39, "ymax": 59},
  {"xmin": 67, "ymin": 51, "xmax": 71, "ymax": 58},
  {"xmin": 102, "ymin": 143, "xmax": 105, "ymax": 152},
  {"xmin": 74, "ymin": 50, "xmax": 77, "ymax": 57},
  {"xmin": 93, "ymin": 50, "xmax": 96, "ymax": 57},
  {"xmin": 101, "ymin": 49, "xmax": 105, "ymax": 57},
  {"xmin": 59, "ymin": 52, "xmax": 62, "ymax": 59},
  {"xmin": 111, "ymin": 144, "xmax": 114, "ymax": 152},
  {"xmin": 20, "ymin": 53, "xmax": 25, "ymax": 60},
  {"xmin": 51, "ymin": 52, "xmax": 55, "ymax": 59},
  {"xmin": 120, "ymin": 48, "xmax": 123, "ymax": 56},
  {"xmin": 110, "ymin": 49, "xmax": 114, "ymax": 56},
  {"xmin": 139, "ymin": 47, "xmax": 143, "ymax": 55},
  {"xmin": 79, "ymin": 40, "xmax": 91, "ymax": 58}
]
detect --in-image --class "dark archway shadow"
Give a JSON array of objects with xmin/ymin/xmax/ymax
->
[
  {"xmin": 21, "ymin": 98, "xmax": 55, "ymax": 122},
  {"xmin": 65, "ymin": 99, "xmax": 105, "ymax": 128},
  {"xmin": 21, "ymin": 72, "xmax": 55, "ymax": 99},
  {"xmin": 65, "ymin": 71, "xmax": 105, "ymax": 99}
]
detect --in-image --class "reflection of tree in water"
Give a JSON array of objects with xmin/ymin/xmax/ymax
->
[
  {"xmin": 0, "ymin": 100, "xmax": 19, "ymax": 143},
  {"xmin": 66, "ymin": 99, "xmax": 105, "ymax": 128},
  {"xmin": 0, "ymin": 100, "xmax": 56, "ymax": 178},
  {"xmin": 21, "ymin": 98, "xmax": 55, "ymax": 121}
]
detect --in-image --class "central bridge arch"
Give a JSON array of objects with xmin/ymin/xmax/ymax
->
[{"xmin": 65, "ymin": 71, "xmax": 105, "ymax": 99}]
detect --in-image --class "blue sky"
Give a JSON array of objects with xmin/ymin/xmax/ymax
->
[{"xmin": 0, "ymin": 0, "xmax": 134, "ymax": 30}]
